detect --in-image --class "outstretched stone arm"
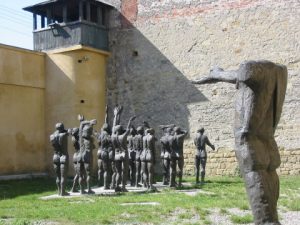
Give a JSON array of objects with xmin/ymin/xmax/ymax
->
[
  {"xmin": 191, "ymin": 67, "xmax": 238, "ymax": 85},
  {"xmin": 159, "ymin": 124, "xmax": 176, "ymax": 130}
]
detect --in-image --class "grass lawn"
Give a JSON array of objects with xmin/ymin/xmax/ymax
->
[{"xmin": 0, "ymin": 176, "xmax": 299, "ymax": 225}]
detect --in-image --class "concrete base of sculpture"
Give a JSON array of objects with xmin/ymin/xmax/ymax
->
[{"xmin": 40, "ymin": 182, "xmax": 195, "ymax": 200}]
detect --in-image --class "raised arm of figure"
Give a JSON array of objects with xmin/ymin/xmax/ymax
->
[
  {"xmin": 112, "ymin": 105, "xmax": 123, "ymax": 134},
  {"xmin": 121, "ymin": 116, "xmax": 137, "ymax": 138},
  {"xmin": 105, "ymin": 105, "xmax": 108, "ymax": 124},
  {"xmin": 127, "ymin": 116, "xmax": 136, "ymax": 131}
]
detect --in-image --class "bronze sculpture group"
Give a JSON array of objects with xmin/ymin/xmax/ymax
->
[
  {"xmin": 50, "ymin": 106, "xmax": 193, "ymax": 194},
  {"xmin": 50, "ymin": 60, "xmax": 287, "ymax": 225}
]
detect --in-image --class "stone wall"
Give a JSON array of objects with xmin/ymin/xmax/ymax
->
[
  {"xmin": 105, "ymin": 0, "xmax": 300, "ymax": 175},
  {"xmin": 184, "ymin": 147, "xmax": 300, "ymax": 176}
]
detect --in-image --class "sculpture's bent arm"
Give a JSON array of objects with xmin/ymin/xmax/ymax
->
[
  {"xmin": 191, "ymin": 67, "xmax": 238, "ymax": 85},
  {"xmin": 206, "ymin": 137, "xmax": 215, "ymax": 150},
  {"xmin": 159, "ymin": 124, "xmax": 175, "ymax": 130}
]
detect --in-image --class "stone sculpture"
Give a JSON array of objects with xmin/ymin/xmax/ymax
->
[
  {"xmin": 192, "ymin": 60, "xmax": 287, "ymax": 225},
  {"xmin": 194, "ymin": 128, "xmax": 215, "ymax": 184},
  {"xmin": 96, "ymin": 106, "xmax": 113, "ymax": 190},
  {"xmin": 50, "ymin": 123, "xmax": 69, "ymax": 196},
  {"xmin": 173, "ymin": 126, "xmax": 188, "ymax": 187},
  {"xmin": 111, "ymin": 105, "xmax": 136, "ymax": 192},
  {"xmin": 133, "ymin": 126, "xmax": 144, "ymax": 187},
  {"xmin": 159, "ymin": 126, "xmax": 173, "ymax": 185},
  {"xmin": 141, "ymin": 127, "xmax": 157, "ymax": 190},
  {"xmin": 70, "ymin": 127, "xmax": 81, "ymax": 192},
  {"xmin": 78, "ymin": 115, "xmax": 97, "ymax": 194},
  {"xmin": 127, "ymin": 127, "xmax": 137, "ymax": 186}
]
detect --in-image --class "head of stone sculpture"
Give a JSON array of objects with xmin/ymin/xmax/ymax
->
[
  {"xmin": 101, "ymin": 123, "xmax": 109, "ymax": 133},
  {"xmin": 174, "ymin": 126, "xmax": 182, "ymax": 134},
  {"xmin": 198, "ymin": 127, "xmax": 205, "ymax": 134},
  {"xmin": 147, "ymin": 128, "xmax": 155, "ymax": 135},
  {"xmin": 136, "ymin": 126, "xmax": 144, "ymax": 135},
  {"xmin": 166, "ymin": 127, "xmax": 173, "ymax": 135},
  {"xmin": 82, "ymin": 124, "xmax": 93, "ymax": 138},
  {"xmin": 130, "ymin": 127, "xmax": 137, "ymax": 135},
  {"xmin": 55, "ymin": 123, "xmax": 65, "ymax": 132},
  {"xmin": 114, "ymin": 125, "xmax": 124, "ymax": 135},
  {"xmin": 71, "ymin": 127, "xmax": 79, "ymax": 136}
]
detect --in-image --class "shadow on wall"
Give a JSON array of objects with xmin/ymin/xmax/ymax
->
[{"xmin": 106, "ymin": 15, "xmax": 207, "ymax": 137}]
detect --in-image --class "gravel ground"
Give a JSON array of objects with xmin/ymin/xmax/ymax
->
[
  {"xmin": 1, "ymin": 208, "xmax": 299, "ymax": 225},
  {"xmin": 208, "ymin": 208, "xmax": 300, "ymax": 225}
]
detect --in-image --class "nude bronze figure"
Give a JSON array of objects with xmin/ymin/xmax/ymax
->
[
  {"xmin": 50, "ymin": 123, "xmax": 69, "ymax": 196},
  {"xmin": 111, "ymin": 105, "xmax": 136, "ymax": 192},
  {"xmin": 194, "ymin": 127, "xmax": 215, "ymax": 184}
]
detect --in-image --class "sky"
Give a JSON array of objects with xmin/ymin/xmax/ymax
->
[{"xmin": 0, "ymin": 0, "xmax": 42, "ymax": 50}]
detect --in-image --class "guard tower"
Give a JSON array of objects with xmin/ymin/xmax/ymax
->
[
  {"xmin": 23, "ymin": 0, "xmax": 114, "ymax": 174},
  {"xmin": 23, "ymin": 0, "xmax": 113, "ymax": 51}
]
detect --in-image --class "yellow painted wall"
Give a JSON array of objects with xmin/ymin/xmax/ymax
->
[
  {"xmin": 45, "ymin": 46, "xmax": 108, "ymax": 174},
  {"xmin": 0, "ymin": 44, "xmax": 108, "ymax": 176},
  {"xmin": 0, "ymin": 44, "xmax": 46, "ymax": 175}
]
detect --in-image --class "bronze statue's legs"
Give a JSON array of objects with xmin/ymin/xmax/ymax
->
[
  {"xmin": 129, "ymin": 158, "xmax": 136, "ymax": 186},
  {"xmin": 115, "ymin": 160, "xmax": 122, "ymax": 189},
  {"xmin": 122, "ymin": 159, "xmax": 129, "ymax": 191},
  {"xmin": 135, "ymin": 159, "xmax": 142, "ymax": 187},
  {"xmin": 195, "ymin": 156, "xmax": 206, "ymax": 184},
  {"xmin": 71, "ymin": 173, "xmax": 79, "ymax": 192},
  {"xmin": 54, "ymin": 163, "xmax": 61, "ymax": 195},
  {"xmin": 200, "ymin": 157, "xmax": 207, "ymax": 183},
  {"xmin": 103, "ymin": 160, "xmax": 111, "ymax": 190},
  {"xmin": 141, "ymin": 161, "xmax": 148, "ymax": 188},
  {"xmin": 177, "ymin": 157, "xmax": 184, "ymax": 187},
  {"xmin": 243, "ymin": 170, "xmax": 280, "ymax": 225},
  {"xmin": 98, "ymin": 159, "xmax": 104, "ymax": 187},
  {"xmin": 84, "ymin": 163, "xmax": 93, "ymax": 193},
  {"xmin": 60, "ymin": 162, "xmax": 68, "ymax": 196},
  {"xmin": 236, "ymin": 137, "xmax": 281, "ymax": 225},
  {"xmin": 163, "ymin": 158, "xmax": 170, "ymax": 185},
  {"xmin": 110, "ymin": 161, "xmax": 117, "ymax": 189},
  {"xmin": 148, "ymin": 162, "xmax": 155, "ymax": 190},
  {"xmin": 170, "ymin": 158, "xmax": 177, "ymax": 187},
  {"xmin": 71, "ymin": 162, "xmax": 80, "ymax": 192},
  {"xmin": 78, "ymin": 163, "xmax": 85, "ymax": 194},
  {"xmin": 195, "ymin": 156, "xmax": 200, "ymax": 183}
]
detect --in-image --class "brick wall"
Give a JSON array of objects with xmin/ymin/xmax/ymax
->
[{"xmin": 106, "ymin": 0, "xmax": 300, "ymax": 176}]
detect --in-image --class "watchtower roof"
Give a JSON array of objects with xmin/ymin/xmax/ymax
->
[{"xmin": 23, "ymin": 0, "xmax": 114, "ymax": 17}]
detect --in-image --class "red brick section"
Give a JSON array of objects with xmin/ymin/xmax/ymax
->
[{"xmin": 121, "ymin": 0, "xmax": 138, "ymax": 28}]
